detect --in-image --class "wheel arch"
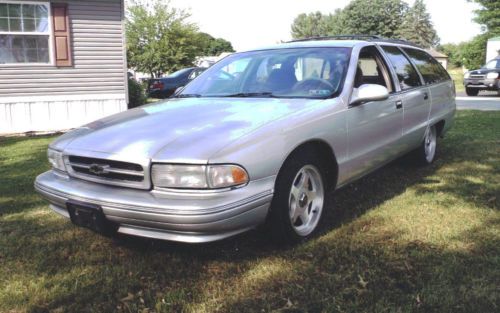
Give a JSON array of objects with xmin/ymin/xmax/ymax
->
[
  {"xmin": 278, "ymin": 139, "xmax": 339, "ymax": 190},
  {"xmin": 434, "ymin": 120, "xmax": 446, "ymax": 138}
]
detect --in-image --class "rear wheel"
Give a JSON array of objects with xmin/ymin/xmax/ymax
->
[
  {"xmin": 466, "ymin": 87, "xmax": 479, "ymax": 96},
  {"xmin": 412, "ymin": 125, "xmax": 438, "ymax": 165},
  {"xmin": 268, "ymin": 150, "xmax": 328, "ymax": 244}
]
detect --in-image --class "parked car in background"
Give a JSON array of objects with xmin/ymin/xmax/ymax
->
[
  {"xmin": 35, "ymin": 36, "xmax": 455, "ymax": 244},
  {"xmin": 148, "ymin": 67, "xmax": 206, "ymax": 98},
  {"xmin": 463, "ymin": 56, "xmax": 500, "ymax": 96}
]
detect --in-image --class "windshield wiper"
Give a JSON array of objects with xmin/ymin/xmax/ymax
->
[
  {"xmin": 219, "ymin": 92, "xmax": 277, "ymax": 98},
  {"xmin": 174, "ymin": 94, "xmax": 202, "ymax": 98}
]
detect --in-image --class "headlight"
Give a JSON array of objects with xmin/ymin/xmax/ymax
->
[
  {"xmin": 152, "ymin": 164, "xmax": 249, "ymax": 189},
  {"xmin": 486, "ymin": 72, "xmax": 499, "ymax": 79},
  {"xmin": 47, "ymin": 149, "xmax": 66, "ymax": 172},
  {"xmin": 464, "ymin": 72, "xmax": 470, "ymax": 79}
]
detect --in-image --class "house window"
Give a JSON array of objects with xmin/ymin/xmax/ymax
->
[{"xmin": 0, "ymin": 1, "xmax": 51, "ymax": 64}]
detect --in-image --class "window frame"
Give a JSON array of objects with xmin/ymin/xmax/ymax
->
[
  {"xmin": 402, "ymin": 47, "xmax": 452, "ymax": 85},
  {"xmin": 0, "ymin": 0, "xmax": 54, "ymax": 67},
  {"xmin": 356, "ymin": 45, "xmax": 395, "ymax": 93},
  {"xmin": 181, "ymin": 47, "xmax": 352, "ymax": 99},
  {"xmin": 379, "ymin": 44, "xmax": 425, "ymax": 92}
]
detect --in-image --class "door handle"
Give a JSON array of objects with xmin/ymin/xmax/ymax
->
[
  {"xmin": 423, "ymin": 92, "xmax": 429, "ymax": 100},
  {"xmin": 396, "ymin": 100, "xmax": 403, "ymax": 109}
]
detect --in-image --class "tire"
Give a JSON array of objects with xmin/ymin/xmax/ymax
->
[
  {"xmin": 267, "ymin": 150, "xmax": 328, "ymax": 244},
  {"xmin": 412, "ymin": 125, "xmax": 438, "ymax": 165},
  {"xmin": 465, "ymin": 88, "xmax": 479, "ymax": 96}
]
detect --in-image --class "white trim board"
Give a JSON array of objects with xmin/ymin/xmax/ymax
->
[
  {"xmin": 0, "ymin": 96, "xmax": 127, "ymax": 134},
  {"xmin": 0, "ymin": 93, "xmax": 127, "ymax": 104}
]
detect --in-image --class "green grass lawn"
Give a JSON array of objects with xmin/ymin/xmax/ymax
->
[{"xmin": 1, "ymin": 111, "xmax": 499, "ymax": 313}]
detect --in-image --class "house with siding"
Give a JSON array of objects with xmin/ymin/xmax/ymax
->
[{"xmin": 0, "ymin": 0, "xmax": 128, "ymax": 135}]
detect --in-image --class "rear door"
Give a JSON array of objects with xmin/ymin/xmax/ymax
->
[
  {"xmin": 401, "ymin": 48, "xmax": 455, "ymax": 131},
  {"xmin": 380, "ymin": 45, "xmax": 429, "ymax": 148}
]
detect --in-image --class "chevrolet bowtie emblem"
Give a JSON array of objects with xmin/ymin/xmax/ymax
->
[{"xmin": 88, "ymin": 164, "xmax": 110, "ymax": 175}]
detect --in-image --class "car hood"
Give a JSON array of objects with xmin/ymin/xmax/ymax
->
[{"xmin": 52, "ymin": 97, "xmax": 322, "ymax": 163}]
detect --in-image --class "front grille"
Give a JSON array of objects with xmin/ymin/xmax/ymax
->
[
  {"xmin": 470, "ymin": 74, "xmax": 485, "ymax": 79},
  {"xmin": 67, "ymin": 155, "xmax": 147, "ymax": 188}
]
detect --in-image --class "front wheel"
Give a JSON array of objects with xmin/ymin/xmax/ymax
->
[
  {"xmin": 268, "ymin": 150, "xmax": 328, "ymax": 244},
  {"xmin": 466, "ymin": 87, "xmax": 479, "ymax": 96}
]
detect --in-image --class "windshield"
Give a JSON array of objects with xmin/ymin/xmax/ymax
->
[
  {"xmin": 168, "ymin": 68, "xmax": 192, "ymax": 78},
  {"xmin": 484, "ymin": 59, "xmax": 500, "ymax": 69},
  {"xmin": 180, "ymin": 47, "xmax": 351, "ymax": 99}
]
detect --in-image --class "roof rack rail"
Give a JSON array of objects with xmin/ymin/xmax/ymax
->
[
  {"xmin": 288, "ymin": 35, "xmax": 422, "ymax": 48},
  {"xmin": 289, "ymin": 35, "xmax": 382, "ymax": 42},
  {"xmin": 372, "ymin": 38, "xmax": 421, "ymax": 48}
]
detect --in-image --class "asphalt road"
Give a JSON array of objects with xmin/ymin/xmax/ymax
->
[{"xmin": 455, "ymin": 91, "xmax": 500, "ymax": 111}]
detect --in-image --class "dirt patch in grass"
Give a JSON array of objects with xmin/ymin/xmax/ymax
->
[{"xmin": 1, "ymin": 111, "xmax": 499, "ymax": 313}]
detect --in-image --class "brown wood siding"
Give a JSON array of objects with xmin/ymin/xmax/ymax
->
[{"xmin": 0, "ymin": 0, "xmax": 126, "ymax": 97}]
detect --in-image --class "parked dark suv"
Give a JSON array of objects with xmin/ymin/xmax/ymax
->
[
  {"xmin": 463, "ymin": 56, "xmax": 500, "ymax": 96},
  {"xmin": 148, "ymin": 67, "xmax": 206, "ymax": 98}
]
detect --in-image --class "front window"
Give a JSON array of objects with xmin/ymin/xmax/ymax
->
[
  {"xmin": 180, "ymin": 47, "xmax": 351, "ymax": 99},
  {"xmin": 485, "ymin": 59, "xmax": 500, "ymax": 69},
  {"xmin": 0, "ymin": 1, "xmax": 50, "ymax": 64}
]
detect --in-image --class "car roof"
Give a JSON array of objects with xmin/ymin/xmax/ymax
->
[
  {"xmin": 244, "ymin": 38, "xmax": 423, "ymax": 53},
  {"xmin": 247, "ymin": 40, "xmax": 363, "ymax": 52}
]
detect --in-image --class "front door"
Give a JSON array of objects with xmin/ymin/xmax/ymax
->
[{"xmin": 344, "ymin": 45, "xmax": 404, "ymax": 182}]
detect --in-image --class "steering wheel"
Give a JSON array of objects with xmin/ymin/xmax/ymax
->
[
  {"xmin": 292, "ymin": 78, "xmax": 334, "ymax": 93},
  {"xmin": 219, "ymin": 71, "xmax": 236, "ymax": 80}
]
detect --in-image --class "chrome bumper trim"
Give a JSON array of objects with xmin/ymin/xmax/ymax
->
[
  {"xmin": 35, "ymin": 180, "xmax": 273, "ymax": 216},
  {"xmin": 117, "ymin": 225, "xmax": 252, "ymax": 243},
  {"xmin": 35, "ymin": 171, "xmax": 274, "ymax": 242}
]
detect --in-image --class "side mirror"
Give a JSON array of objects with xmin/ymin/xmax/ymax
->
[{"xmin": 350, "ymin": 84, "xmax": 389, "ymax": 106}]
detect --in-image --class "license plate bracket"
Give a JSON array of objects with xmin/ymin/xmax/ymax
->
[{"xmin": 67, "ymin": 201, "xmax": 114, "ymax": 234}]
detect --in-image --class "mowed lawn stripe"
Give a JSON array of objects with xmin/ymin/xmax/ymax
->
[{"xmin": 0, "ymin": 110, "xmax": 498, "ymax": 313}]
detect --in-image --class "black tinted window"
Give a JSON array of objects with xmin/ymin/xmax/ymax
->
[
  {"xmin": 403, "ymin": 48, "xmax": 450, "ymax": 84},
  {"xmin": 381, "ymin": 46, "xmax": 422, "ymax": 90}
]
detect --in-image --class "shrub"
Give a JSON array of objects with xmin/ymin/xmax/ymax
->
[{"xmin": 128, "ymin": 78, "xmax": 146, "ymax": 109}]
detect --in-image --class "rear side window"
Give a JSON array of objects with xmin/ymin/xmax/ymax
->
[
  {"xmin": 381, "ymin": 46, "xmax": 422, "ymax": 91},
  {"xmin": 403, "ymin": 48, "xmax": 451, "ymax": 84}
]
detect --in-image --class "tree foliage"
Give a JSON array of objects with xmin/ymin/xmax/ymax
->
[
  {"xmin": 290, "ymin": 0, "xmax": 440, "ymax": 48},
  {"xmin": 468, "ymin": 0, "xmax": 500, "ymax": 35},
  {"xmin": 456, "ymin": 0, "xmax": 500, "ymax": 69},
  {"xmin": 126, "ymin": 0, "xmax": 199, "ymax": 78},
  {"xmin": 196, "ymin": 32, "xmax": 234, "ymax": 56},
  {"xmin": 462, "ymin": 34, "xmax": 489, "ymax": 70},
  {"xmin": 291, "ymin": 12, "xmax": 332, "ymax": 39},
  {"xmin": 340, "ymin": 0, "xmax": 408, "ymax": 38},
  {"xmin": 397, "ymin": 0, "xmax": 439, "ymax": 47},
  {"xmin": 438, "ymin": 43, "xmax": 467, "ymax": 68}
]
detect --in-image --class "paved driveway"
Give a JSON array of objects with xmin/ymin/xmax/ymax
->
[{"xmin": 455, "ymin": 91, "xmax": 500, "ymax": 111}]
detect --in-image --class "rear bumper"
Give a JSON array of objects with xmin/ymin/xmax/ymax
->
[{"xmin": 35, "ymin": 171, "xmax": 274, "ymax": 243}]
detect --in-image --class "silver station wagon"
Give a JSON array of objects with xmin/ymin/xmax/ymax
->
[{"xmin": 35, "ymin": 36, "xmax": 456, "ymax": 244}]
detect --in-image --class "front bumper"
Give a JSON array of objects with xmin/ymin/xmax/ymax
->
[
  {"xmin": 464, "ymin": 78, "xmax": 500, "ymax": 90},
  {"xmin": 35, "ymin": 171, "xmax": 274, "ymax": 243}
]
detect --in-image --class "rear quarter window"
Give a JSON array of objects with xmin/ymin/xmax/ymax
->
[{"xmin": 402, "ymin": 48, "xmax": 451, "ymax": 85}]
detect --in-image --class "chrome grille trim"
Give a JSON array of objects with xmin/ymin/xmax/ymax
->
[
  {"xmin": 470, "ymin": 74, "xmax": 485, "ymax": 79},
  {"xmin": 65, "ymin": 155, "xmax": 150, "ymax": 189},
  {"xmin": 69, "ymin": 161, "xmax": 145, "ymax": 177}
]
